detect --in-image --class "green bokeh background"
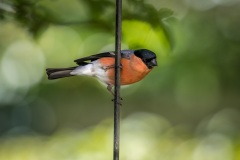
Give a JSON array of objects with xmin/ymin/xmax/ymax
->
[{"xmin": 0, "ymin": 0, "xmax": 240, "ymax": 159}]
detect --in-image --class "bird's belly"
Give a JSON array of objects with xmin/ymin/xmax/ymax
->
[
  {"xmin": 107, "ymin": 69, "xmax": 150, "ymax": 85},
  {"xmin": 98, "ymin": 57, "xmax": 151, "ymax": 85},
  {"xmin": 120, "ymin": 69, "xmax": 150, "ymax": 85},
  {"xmin": 107, "ymin": 66, "xmax": 151, "ymax": 85}
]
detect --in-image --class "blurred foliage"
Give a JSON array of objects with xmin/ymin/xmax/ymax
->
[{"xmin": 0, "ymin": 0, "xmax": 240, "ymax": 159}]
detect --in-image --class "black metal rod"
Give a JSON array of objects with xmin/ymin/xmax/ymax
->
[{"xmin": 113, "ymin": 0, "xmax": 122, "ymax": 159}]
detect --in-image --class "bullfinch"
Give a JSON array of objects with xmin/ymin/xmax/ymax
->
[{"xmin": 46, "ymin": 49, "xmax": 157, "ymax": 94}]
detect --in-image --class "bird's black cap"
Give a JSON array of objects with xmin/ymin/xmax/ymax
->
[{"xmin": 134, "ymin": 49, "xmax": 158, "ymax": 69}]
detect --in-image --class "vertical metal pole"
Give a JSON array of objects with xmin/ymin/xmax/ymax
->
[{"xmin": 114, "ymin": 0, "xmax": 122, "ymax": 159}]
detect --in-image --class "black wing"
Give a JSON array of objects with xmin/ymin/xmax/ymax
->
[{"xmin": 74, "ymin": 50, "xmax": 134, "ymax": 65}]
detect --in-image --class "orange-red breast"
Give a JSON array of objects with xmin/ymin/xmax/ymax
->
[{"xmin": 46, "ymin": 49, "xmax": 157, "ymax": 94}]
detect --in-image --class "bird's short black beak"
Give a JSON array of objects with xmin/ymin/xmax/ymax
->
[{"xmin": 150, "ymin": 58, "xmax": 158, "ymax": 67}]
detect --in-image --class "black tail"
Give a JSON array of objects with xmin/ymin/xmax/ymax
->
[{"xmin": 46, "ymin": 66, "xmax": 77, "ymax": 80}]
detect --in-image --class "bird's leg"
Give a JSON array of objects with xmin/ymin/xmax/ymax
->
[
  {"xmin": 102, "ymin": 63, "xmax": 122, "ymax": 72},
  {"xmin": 107, "ymin": 84, "xmax": 114, "ymax": 96},
  {"xmin": 107, "ymin": 84, "xmax": 123, "ymax": 104},
  {"xmin": 102, "ymin": 65, "xmax": 114, "ymax": 72}
]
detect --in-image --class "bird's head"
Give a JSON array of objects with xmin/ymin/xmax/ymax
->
[{"xmin": 134, "ymin": 49, "xmax": 158, "ymax": 69}]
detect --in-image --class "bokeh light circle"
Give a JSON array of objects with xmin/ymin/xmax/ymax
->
[{"xmin": 1, "ymin": 40, "xmax": 45, "ymax": 90}]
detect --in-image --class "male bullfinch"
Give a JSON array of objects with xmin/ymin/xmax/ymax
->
[{"xmin": 46, "ymin": 49, "xmax": 157, "ymax": 95}]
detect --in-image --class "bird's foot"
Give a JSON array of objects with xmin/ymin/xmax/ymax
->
[{"xmin": 111, "ymin": 98, "xmax": 123, "ymax": 106}]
